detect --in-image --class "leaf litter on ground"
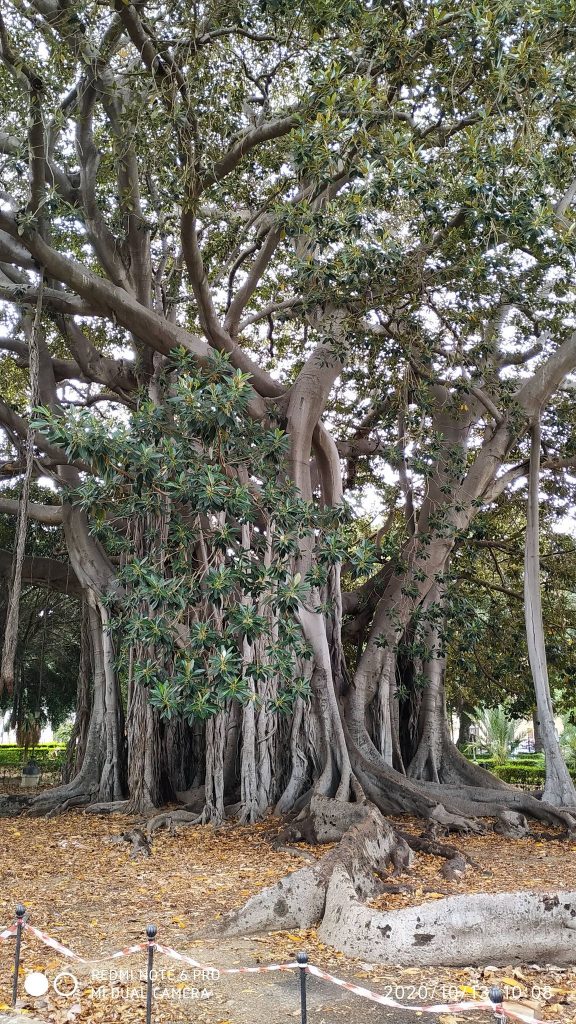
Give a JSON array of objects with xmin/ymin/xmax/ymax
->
[{"xmin": 0, "ymin": 805, "xmax": 574, "ymax": 1024}]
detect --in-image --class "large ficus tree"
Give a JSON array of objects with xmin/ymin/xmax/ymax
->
[{"xmin": 3, "ymin": 0, "xmax": 576, "ymax": 952}]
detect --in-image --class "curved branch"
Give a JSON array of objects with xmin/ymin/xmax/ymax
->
[
  {"xmin": 75, "ymin": 81, "xmax": 132, "ymax": 290},
  {"xmin": 55, "ymin": 318, "xmax": 137, "ymax": 393},
  {"xmin": 0, "ymin": 283, "xmax": 97, "ymax": 316},
  {"xmin": 0, "ymin": 337, "xmax": 81, "ymax": 382},
  {"xmin": 198, "ymin": 116, "xmax": 298, "ymax": 193},
  {"xmin": 238, "ymin": 297, "xmax": 303, "ymax": 331},
  {"xmin": 0, "ymin": 398, "xmax": 83, "ymax": 467},
  {"xmin": 516, "ymin": 329, "xmax": 576, "ymax": 415},
  {"xmin": 0, "ymin": 548, "xmax": 81, "ymax": 594},
  {"xmin": 0, "ymin": 211, "xmax": 279, "ymax": 410},
  {"xmin": 180, "ymin": 210, "xmax": 283, "ymax": 399},
  {"xmin": 0, "ymin": 497, "xmax": 62, "ymax": 525},
  {"xmin": 0, "ymin": 208, "xmax": 209, "ymax": 358},
  {"xmin": 224, "ymin": 227, "xmax": 282, "ymax": 336},
  {"xmin": 484, "ymin": 454, "xmax": 576, "ymax": 504},
  {"xmin": 0, "ymin": 230, "xmax": 37, "ymax": 270}
]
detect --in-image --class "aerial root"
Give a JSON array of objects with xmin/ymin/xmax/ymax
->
[
  {"xmin": 27, "ymin": 783, "xmax": 97, "ymax": 817},
  {"xmin": 84, "ymin": 800, "xmax": 130, "ymax": 815},
  {"xmin": 146, "ymin": 808, "xmax": 202, "ymax": 837}
]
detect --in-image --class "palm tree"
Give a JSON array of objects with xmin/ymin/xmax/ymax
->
[
  {"xmin": 15, "ymin": 709, "xmax": 42, "ymax": 759},
  {"xmin": 471, "ymin": 706, "xmax": 527, "ymax": 764},
  {"xmin": 559, "ymin": 719, "xmax": 576, "ymax": 770}
]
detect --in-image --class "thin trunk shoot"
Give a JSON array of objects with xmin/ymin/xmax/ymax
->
[
  {"xmin": 524, "ymin": 418, "xmax": 576, "ymax": 807},
  {"xmin": 0, "ymin": 273, "xmax": 44, "ymax": 693}
]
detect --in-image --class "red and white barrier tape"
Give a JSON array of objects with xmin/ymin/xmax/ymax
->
[
  {"xmin": 19, "ymin": 922, "xmax": 146, "ymax": 965},
  {"xmin": 155, "ymin": 943, "xmax": 297, "ymax": 975},
  {"xmin": 219, "ymin": 961, "xmax": 299, "ymax": 975},
  {"xmin": 0, "ymin": 919, "xmax": 552, "ymax": 1022},
  {"xmin": 2, "ymin": 921, "xmax": 295, "ymax": 975},
  {"xmin": 153, "ymin": 944, "xmax": 204, "ymax": 969},
  {"xmin": 306, "ymin": 965, "xmax": 543, "ymax": 1024}
]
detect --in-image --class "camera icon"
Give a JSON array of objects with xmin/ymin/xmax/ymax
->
[{"xmin": 24, "ymin": 970, "xmax": 79, "ymax": 998}]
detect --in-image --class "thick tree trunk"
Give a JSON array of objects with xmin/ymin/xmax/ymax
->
[
  {"xmin": 203, "ymin": 712, "xmax": 226, "ymax": 823},
  {"xmin": 63, "ymin": 597, "xmax": 93, "ymax": 783},
  {"xmin": 457, "ymin": 705, "xmax": 474, "ymax": 749},
  {"xmin": 31, "ymin": 597, "xmax": 125, "ymax": 813},
  {"xmin": 220, "ymin": 797, "xmax": 408, "ymax": 935},
  {"xmin": 407, "ymin": 589, "xmax": 509, "ymax": 792},
  {"xmin": 164, "ymin": 716, "xmax": 195, "ymax": 794},
  {"xmin": 126, "ymin": 678, "xmax": 163, "ymax": 814},
  {"xmin": 524, "ymin": 420, "xmax": 576, "ymax": 807},
  {"xmin": 98, "ymin": 601, "xmax": 126, "ymax": 802},
  {"xmin": 17, "ymin": 351, "xmax": 576, "ymax": 837}
]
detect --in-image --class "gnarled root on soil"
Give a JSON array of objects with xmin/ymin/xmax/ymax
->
[
  {"xmin": 147, "ymin": 809, "xmax": 202, "ymax": 837},
  {"xmin": 0, "ymin": 794, "xmax": 32, "ymax": 817},
  {"xmin": 84, "ymin": 801, "xmax": 130, "ymax": 815},
  {"xmin": 221, "ymin": 794, "xmax": 576, "ymax": 966},
  {"xmin": 107, "ymin": 828, "xmax": 152, "ymax": 858},
  {"xmin": 319, "ymin": 878, "xmax": 576, "ymax": 966},
  {"xmin": 398, "ymin": 829, "xmax": 477, "ymax": 881},
  {"xmin": 219, "ymin": 795, "xmax": 411, "ymax": 935},
  {"xmin": 26, "ymin": 780, "xmax": 99, "ymax": 817}
]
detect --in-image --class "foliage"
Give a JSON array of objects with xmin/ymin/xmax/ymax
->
[
  {"xmin": 0, "ymin": 743, "xmax": 66, "ymax": 772},
  {"xmin": 559, "ymin": 720, "xmax": 576, "ymax": 769},
  {"xmin": 489, "ymin": 763, "xmax": 545, "ymax": 786},
  {"xmin": 35, "ymin": 351, "xmax": 368, "ymax": 720},
  {"xmin": 53, "ymin": 719, "xmax": 74, "ymax": 745},
  {"xmin": 1, "ymin": 0, "xmax": 576, "ymax": 812},
  {"xmin": 469, "ymin": 705, "xmax": 527, "ymax": 764},
  {"xmin": 445, "ymin": 499, "xmax": 576, "ymax": 719},
  {"xmin": 472, "ymin": 754, "xmax": 576, "ymax": 786},
  {"xmin": 15, "ymin": 708, "xmax": 42, "ymax": 753},
  {"xmin": 0, "ymin": 486, "xmax": 80, "ymax": 731}
]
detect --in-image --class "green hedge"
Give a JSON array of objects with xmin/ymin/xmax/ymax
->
[
  {"xmin": 491, "ymin": 763, "xmax": 546, "ymax": 786},
  {"xmin": 0, "ymin": 743, "xmax": 66, "ymax": 771},
  {"xmin": 0, "ymin": 742, "xmax": 64, "ymax": 750},
  {"xmin": 472, "ymin": 759, "xmax": 576, "ymax": 786}
]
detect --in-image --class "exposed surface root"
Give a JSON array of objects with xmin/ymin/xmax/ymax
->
[
  {"xmin": 347, "ymin": 727, "xmax": 576, "ymax": 830},
  {"xmin": 219, "ymin": 796, "xmax": 405, "ymax": 935},
  {"xmin": 276, "ymin": 799, "xmax": 367, "ymax": 845},
  {"xmin": 45, "ymin": 794, "xmax": 92, "ymax": 816},
  {"xmin": 84, "ymin": 800, "xmax": 130, "ymax": 815},
  {"xmin": 27, "ymin": 778, "xmax": 99, "ymax": 817},
  {"xmin": 493, "ymin": 810, "xmax": 530, "ymax": 837},
  {"xmin": 225, "ymin": 795, "xmax": 576, "ymax": 965},
  {"xmin": 0, "ymin": 794, "xmax": 32, "ymax": 817},
  {"xmin": 377, "ymin": 881, "xmax": 452, "ymax": 896},
  {"xmin": 320, "ymin": 877, "xmax": 576, "ymax": 965},
  {"xmin": 271, "ymin": 841, "xmax": 318, "ymax": 862},
  {"xmin": 400, "ymin": 829, "xmax": 477, "ymax": 881},
  {"xmin": 425, "ymin": 804, "xmax": 485, "ymax": 834},
  {"xmin": 147, "ymin": 809, "xmax": 202, "ymax": 837},
  {"xmin": 108, "ymin": 828, "xmax": 152, "ymax": 858},
  {"xmin": 27, "ymin": 787, "xmax": 95, "ymax": 817}
]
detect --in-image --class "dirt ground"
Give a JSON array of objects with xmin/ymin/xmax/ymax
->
[{"xmin": 0, "ymin": 795, "xmax": 575, "ymax": 1024}]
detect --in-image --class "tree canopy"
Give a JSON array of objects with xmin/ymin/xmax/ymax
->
[
  {"xmin": 1, "ymin": 0, "xmax": 576, "ymax": 834},
  {"xmin": 0, "ymin": 484, "xmax": 79, "ymax": 735}
]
